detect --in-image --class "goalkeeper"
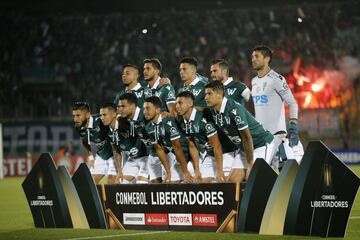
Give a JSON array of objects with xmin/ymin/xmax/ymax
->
[{"xmin": 250, "ymin": 45, "xmax": 304, "ymax": 168}]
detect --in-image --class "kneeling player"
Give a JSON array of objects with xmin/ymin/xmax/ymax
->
[
  {"xmin": 117, "ymin": 94, "xmax": 150, "ymax": 183},
  {"xmin": 72, "ymin": 102, "xmax": 117, "ymax": 184},
  {"xmin": 143, "ymin": 96, "xmax": 196, "ymax": 183},
  {"xmin": 204, "ymin": 81, "xmax": 276, "ymax": 180},
  {"xmin": 176, "ymin": 91, "xmax": 225, "ymax": 183}
]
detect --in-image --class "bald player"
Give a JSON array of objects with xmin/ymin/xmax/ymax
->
[{"xmin": 114, "ymin": 64, "xmax": 145, "ymax": 108}]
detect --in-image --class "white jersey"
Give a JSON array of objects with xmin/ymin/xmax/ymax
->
[{"xmin": 251, "ymin": 69, "xmax": 298, "ymax": 135}]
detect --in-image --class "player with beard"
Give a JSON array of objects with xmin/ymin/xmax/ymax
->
[
  {"xmin": 251, "ymin": 45, "xmax": 304, "ymax": 167},
  {"xmin": 143, "ymin": 58, "xmax": 177, "ymax": 117},
  {"xmin": 143, "ymin": 96, "xmax": 196, "ymax": 183},
  {"xmin": 99, "ymin": 102, "xmax": 132, "ymax": 183},
  {"xmin": 210, "ymin": 59, "xmax": 251, "ymax": 106},
  {"xmin": 72, "ymin": 102, "xmax": 116, "ymax": 183},
  {"xmin": 209, "ymin": 59, "xmax": 252, "ymax": 179},
  {"xmin": 114, "ymin": 64, "xmax": 145, "ymax": 108}
]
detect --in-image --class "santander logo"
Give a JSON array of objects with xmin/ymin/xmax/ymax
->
[{"xmin": 145, "ymin": 213, "xmax": 168, "ymax": 225}]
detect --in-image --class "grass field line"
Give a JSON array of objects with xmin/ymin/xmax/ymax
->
[
  {"xmin": 350, "ymin": 216, "xmax": 360, "ymax": 219},
  {"xmin": 61, "ymin": 231, "xmax": 169, "ymax": 240}
]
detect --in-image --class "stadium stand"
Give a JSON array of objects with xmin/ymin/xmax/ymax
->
[{"xmin": 0, "ymin": 1, "xmax": 359, "ymax": 148}]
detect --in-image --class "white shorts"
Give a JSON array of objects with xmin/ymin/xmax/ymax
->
[
  {"xmin": 282, "ymin": 138, "xmax": 304, "ymax": 164},
  {"xmin": 223, "ymin": 150, "xmax": 247, "ymax": 175},
  {"xmin": 123, "ymin": 156, "xmax": 149, "ymax": 178},
  {"xmin": 90, "ymin": 155, "xmax": 117, "ymax": 176},
  {"xmin": 187, "ymin": 154, "xmax": 216, "ymax": 179},
  {"xmin": 254, "ymin": 139, "xmax": 276, "ymax": 166},
  {"xmin": 148, "ymin": 152, "xmax": 183, "ymax": 181},
  {"xmin": 271, "ymin": 134, "xmax": 304, "ymax": 167}
]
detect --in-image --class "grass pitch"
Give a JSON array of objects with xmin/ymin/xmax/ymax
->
[{"xmin": 0, "ymin": 166, "xmax": 359, "ymax": 240}]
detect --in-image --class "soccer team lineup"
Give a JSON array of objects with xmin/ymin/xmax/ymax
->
[{"xmin": 72, "ymin": 45, "xmax": 304, "ymax": 185}]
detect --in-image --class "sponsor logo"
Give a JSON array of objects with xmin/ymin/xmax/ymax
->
[
  {"xmin": 229, "ymin": 135, "xmax": 241, "ymax": 144},
  {"xmin": 123, "ymin": 213, "xmax": 145, "ymax": 225},
  {"xmin": 192, "ymin": 214, "xmax": 218, "ymax": 227},
  {"xmin": 4, "ymin": 157, "xmax": 33, "ymax": 176},
  {"xmin": 129, "ymin": 147, "xmax": 139, "ymax": 157},
  {"xmin": 252, "ymin": 95, "xmax": 268, "ymax": 104},
  {"xmin": 145, "ymin": 213, "xmax": 168, "ymax": 225},
  {"xmin": 168, "ymin": 213, "xmax": 192, "ymax": 226},
  {"xmin": 3, "ymin": 124, "xmax": 76, "ymax": 156}
]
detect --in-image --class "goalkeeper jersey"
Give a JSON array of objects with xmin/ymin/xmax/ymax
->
[{"xmin": 251, "ymin": 69, "xmax": 298, "ymax": 134}]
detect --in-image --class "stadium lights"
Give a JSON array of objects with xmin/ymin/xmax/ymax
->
[
  {"xmin": 311, "ymin": 83, "xmax": 322, "ymax": 92},
  {"xmin": 142, "ymin": 29, "xmax": 148, "ymax": 34}
]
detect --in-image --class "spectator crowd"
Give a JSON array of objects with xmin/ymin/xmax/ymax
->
[{"xmin": 1, "ymin": 1, "xmax": 359, "ymax": 121}]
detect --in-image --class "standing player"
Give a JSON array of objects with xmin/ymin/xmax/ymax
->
[
  {"xmin": 204, "ymin": 81, "xmax": 275, "ymax": 177},
  {"xmin": 72, "ymin": 102, "xmax": 117, "ymax": 184},
  {"xmin": 178, "ymin": 57, "xmax": 207, "ymax": 109},
  {"xmin": 143, "ymin": 96, "xmax": 195, "ymax": 183},
  {"xmin": 251, "ymin": 45, "xmax": 304, "ymax": 165},
  {"xmin": 176, "ymin": 91, "xmax": 226, "ymax": 183},
  {"xmin": 143, "ymin": 58, "xmax": 177, "ymax": 117},
  {"xmin": 114, "ymin": 64, "xmax": 145, "ymax": 108},
  {"xmin": 117, "ymin": 93, "xmax": 150, "ymax": 183},
  {"xmin": 210, "ymin": 59, "xmax": 251, "ymax": 106}
]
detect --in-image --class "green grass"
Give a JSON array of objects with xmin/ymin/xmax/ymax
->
[{"xmin": 0, "ymin": 167, "xmax": 359, "ymax": 240}]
